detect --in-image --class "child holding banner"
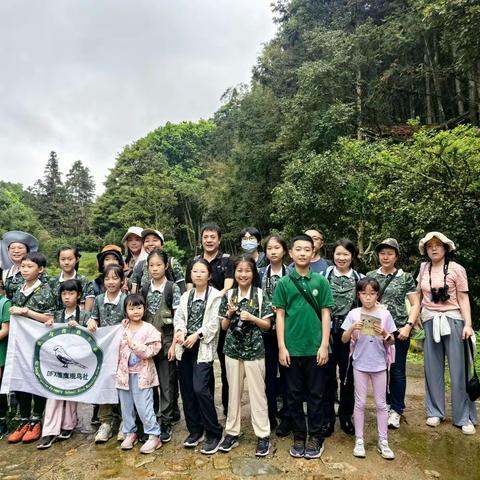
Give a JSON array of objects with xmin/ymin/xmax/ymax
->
[{"xmin": 117, "ymin": 293, "xmax": 162, "ymax": 454}]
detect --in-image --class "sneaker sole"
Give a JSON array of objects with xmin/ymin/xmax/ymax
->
[
  {"xmin": 377, "ymin": 447, "xmax": 395, "ymax": 460},
  {"xmin": 140, "ymin": 443, "xmax": 162, "ymax": 454},
  {"xmin": 304, "ymin": 444, "xmax": 325, "ymax": 459},
  {"xmin": 353, "ymin": 451, "xmax": 366, "ymax": 458},
  {"xmin": 161, "ymin": 435, "xmax": 172, "ymax": 443},
  {"xmin": 37, "ymin": 443, "xmax": 54, "ymax": 450},
  {"xmin": 200, "ymin": 441, "xmax": 222, "ymax": 455},
  {"xmin": 184, "ymin": 434, "xmax": 205, "ymax": 448},
  {"xmin": 121, "ymin": 441, "xmax": 138, "ymax": 450},
  {"xmin": 95, "ymin": 436, "xmax": 113, "ymax": 444},
  {"xmin": 255, "ymin": 448, "xmax": 270, "ymax": 457},
  {"xmin": 219, "ymin": 441, "xmax": 239, "ymax": 452},
  {"xmin": 289, "ymin": 449, "xmax": 305, "ymax": 458}
]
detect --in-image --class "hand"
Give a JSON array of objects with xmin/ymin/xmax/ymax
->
[
  {"xmin": 45, "ymin": 318, "xmax": 54, "ymax": 328},
  {"xmin": 167, "ymin": 344, "xmax": 176, "ymax": 361},
  {"xmin": 240, "ymin": 310, "xmax": 253, "ymax": 322},
  {"xmin": 398, "ymin": 325, "xmax": 411, "ymax": 340},
  {"xmin": 463, "ymin": 325, "xmax": 474, "ymax": 340},
  {"xmin": 10, "ymin": 306, "xmax": 28, "ymax": 316},
  {"xmin": 352, "ymin": 321, "xmax": 364, "ymax": 331},
  {"xmin": 373, "ymin": 323, "xmax": 387, "ymax": 337},
  {"xmin": 227, "ymin": 302, "xmax": 238, "ymax": 318},
  {"xmin": 174, "ymin": 331, "xmax": 185, "ymax": 344},
  {"xmin": 87, "ymin": 319, "xmax": 98, "ymax": 333},
  {"xmin": 317, "ymin": 344, "xmax": 329, "ymax": 366},
  {"xmin": 67, "ymin": 320, "xmax": 79, "ymax": 328},
  {"xmin": 183, "ymin": 333, "xmax": 199, "ymax": 349},
  {"xmin": 279, "ymin": 346, "xmax": 290, "ymax": 367}
]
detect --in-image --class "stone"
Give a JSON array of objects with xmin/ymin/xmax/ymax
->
[
  {"xmin": 425, "ymin": 471, "xmax": 441, "ymax": 478},
  {"xmin": 213, "ymin": 456, "xmax": 231, "ymax": 470},
  {"xmin": 231, "ymin": 458, "xmax": 282, "ymax": 476},
  {"xmin": 324, "ymin": 462, "xmax": 357, "ymax": 474},
  {"xmin": 135, "ymin": 457, "xmax": 157, "ymax": 468}
]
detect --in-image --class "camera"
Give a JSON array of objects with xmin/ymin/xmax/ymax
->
[
  {"xmin": 431, "ymin": 285, "xmax": 450, "ymax": 303},
  {"xmin": 330, "ymin": 314, "xmax": 345, "ymax": 335},
  {"xmin": 230, "ymin": 312, "xmax": 252, "ymax": 339}
]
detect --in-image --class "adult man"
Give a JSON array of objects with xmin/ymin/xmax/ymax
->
[{"xmin": 304, "ymin": 228, "xmax": 332, "ymax": 274}]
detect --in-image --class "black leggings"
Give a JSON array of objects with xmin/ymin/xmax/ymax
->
[{"xmin": 15, "ymin": 391, "xmax": 46, "ymax": 421}]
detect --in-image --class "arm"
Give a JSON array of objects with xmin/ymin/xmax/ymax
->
[
  {"xmin": 127, "ymin": 330, "xmax": 162, "ymax": 359},
  {"xmin": 239, "ymin": 310, "xmax": 271, "ymax": 331},
  {"xmin": 317, "ymin": 308, "xmax": 331, "ymax": 365},
  {"xmin": 458, "ymin": 291, "xmax": 473, "ymax": 339},
  {"xmin": 222, "ymin": 278, "xmax": 234, "ymax": 294},
  {"xmin": 10, "ymin": 306, "xmax": 53, "ymax": 324},
  {"xmin": 398, "ymin": 292, "xmax": 421, "ymax": 340},
  {"xmin": 0, "ymin": 321, "xmax": 9, "ymax": 341},
  {"xmin": 84, "ymin": 296, "xmax": 94, "ymax": 312},
  {"xmin": 276, "ymin": 307, "xmax": 290, "ymax": 367}
]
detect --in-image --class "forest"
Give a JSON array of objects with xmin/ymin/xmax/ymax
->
[{"xmin": 2, "ymin": 0, "xmax": 480, "ymax": 320}]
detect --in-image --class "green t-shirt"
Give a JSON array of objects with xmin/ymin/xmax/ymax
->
[
  {"xmin": 0, "ymin": 297, "xmax": 11, "ymax": 367},
  {"xmin": 272, "ymin": 269, "xmax": 334, "ymax": 356}
]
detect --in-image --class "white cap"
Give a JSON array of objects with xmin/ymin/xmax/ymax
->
[{"xmin": 121, "ymin": 227, "xmax": 143, "ymax": 244}]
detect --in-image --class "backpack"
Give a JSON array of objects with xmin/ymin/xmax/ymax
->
[
  {"xmin": 141, "ymin": 280, "xmax": 174, "ymax": 311},
  {"xmin": 324, "ymin": 265, "xmax": 361, "ymax": 283}
]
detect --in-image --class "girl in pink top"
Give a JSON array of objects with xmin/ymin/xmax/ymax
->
[
  {"xmin": 117, "ymin": 294, "xmax": 162, "ymax": 454},
  {"xmin": 341, "ymin": 278, "xmax": 396, "ymax": 460}
]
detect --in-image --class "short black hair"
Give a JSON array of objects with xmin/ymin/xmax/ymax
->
[
  {"xmin": 103, "ymin": 264, "xmax": 125, "ymax": 282},
  {"xmin": 201, "ymin": 223, "xmax": 222, "ymax": 238},
  {"xmin": 290, "ymin": 235, "xmax": 314, "ymax": 248},
  {"xmin": 264, "ymin": 235, "xmax": 288, "ymax": 257},
  {"xmin": 125, "ymin": 293, "xmax": 145, "ymax": 309},
  {"xmin": 356, "ymin": 277, "xmax": 380, "ymax": 294},
  {"xmin": 304, "ymin": 227, "xmax": 325, "ymax": 239},
  {"xmin": 191, "ymin": 257, "xmax": 213, "ymax": 276},
  {"xmin": 333, "ymin": 238, "xmax": 357, "ymax": 260},
  {"xmin": 22, "ymin": 252, "xmax": 47, "ymax": 268},
  {"xmin": 59, "ymin": 279, "xmax": 83, "ymax": 304},
  {"xmin": 239, "ymin": 227, "xmax": 262, "ymax": 243},
  {"xmin": 147, "ymin": 248, "xmax": 169, "ymax": 267}
]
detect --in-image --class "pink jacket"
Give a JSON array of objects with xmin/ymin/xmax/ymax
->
[{"xmin": 116, "ymin": 321, "xmax": 162, "ymax": 390}]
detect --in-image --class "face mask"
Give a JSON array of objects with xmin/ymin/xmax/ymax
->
[{"xmin": 241, "ymin": 239, "xmax": 258, "ymax": 253}]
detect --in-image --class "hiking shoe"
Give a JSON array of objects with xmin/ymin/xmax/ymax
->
[
  {"xmin": 218, "ymin": 435, "xmax": 239, "ymax": 452},
  {"xmin": 377, "ymin": 439, "xmax": 395, "ymax": 459},
  {"xmin": 121, "ymin": 433, "xmax": 138, "ymax": 450},
  {"xmin": 0, "ymin": 423, "xmax": 7, "ymax": 439},
  {"xmin": 353, "ymin": 438, "xmax": 366, "ymax": 458},
  {"xmin": 160, "ymin": 424, "xmax": 172, "ymax": 443},
  {"xmin": 37, "ymin": 435, "xmax": 56, "ymax": 449},
  {"xmin": 183, "ymin": 432, "xmax": 205, "ymax": 448},
  {"xmin": 140, "ymin": 435, "xmax": 161, "ymax": 454},
  {"xmin": 289, "ymin": 439, "xmax": 305, "ymax": 458},
  {"xmin": 340, "ymin": 416, "xmax": 355, "ymax": 435},
  {"xmin": 95, "ymin": 423, "xmax": 113, "ymax": 443},
  {"xmin": 426, "ymin": 416, "xmax": 441, "ymax": 427},
  {"xmin": 7, "ymin": 422, "xmax": 29, "ymax": 443},
  {"xmin": 462, "ymin": 421, "xmax": 476, "ymax": 435},
  {"xmin": 23, "ymin": 422, "xmax": 42, "ymax": 443},
  {"xmin": 276, "ymin": 418, "xmax": 292, "ymax": 437},
  {"xmin": 91, "ymin": 412, "xmax": 101, "ymax": 425},
  {"xmin": 304, "ymin": 436, "xmax": 324, "ymax": 459},
  {"xmin": 200, "ymin": 436, "xmax": 223, "ymax": 455},
  {"xmin": 58, "ymin": 429, "xmax": 73, "ymax": 440},
  {"xmin": 388, "ymin": 410, "xmax": 401, "ymax": 429},
  {"xmin": 255, "ymin": 437, "xmax": 270, "ymax": 457}
]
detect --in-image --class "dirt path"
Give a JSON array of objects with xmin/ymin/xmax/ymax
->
[{"xmin": 0, "ymin": 362, "xmax": 478, "ymax": 480}]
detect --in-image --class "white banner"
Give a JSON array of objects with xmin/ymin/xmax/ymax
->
[{"xmin": 1, "ymin": 316, "xmax": 122, "ymax": 404}]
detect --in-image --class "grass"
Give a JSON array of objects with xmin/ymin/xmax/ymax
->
[{"xmin": 45, "ymin": 251, "xmax": 99, "ymax": 280}]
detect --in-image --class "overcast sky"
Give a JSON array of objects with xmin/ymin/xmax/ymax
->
[{"xmin": 0, "ymin": 0, "xmax": 277, "ymax": 193}]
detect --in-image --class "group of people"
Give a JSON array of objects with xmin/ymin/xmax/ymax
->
[{"xmin": 0, "ymin": 224, "xmax": 476, "ymax": 460}]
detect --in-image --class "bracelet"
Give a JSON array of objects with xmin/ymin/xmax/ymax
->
[{"xmin": 406, "ymin": 321, "xmax": 414, "ymax": 328}]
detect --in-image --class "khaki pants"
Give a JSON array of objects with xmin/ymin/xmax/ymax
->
[{"xmin": 225, "ymin": 355, "xmax": 270, "ymax": 438}]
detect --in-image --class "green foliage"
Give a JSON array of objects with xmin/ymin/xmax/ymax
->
[{"xmin": 46, "ymin": 251, "xmax": 99, "ymax": 280}]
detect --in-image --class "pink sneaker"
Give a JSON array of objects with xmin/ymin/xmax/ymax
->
[
  {"xmin": 140, "ymin": 435, "xmax": 161, "ymax": 454},
  {"xmin": 120, "ymin": 433, "xmax": 138, "ymax": 450}
]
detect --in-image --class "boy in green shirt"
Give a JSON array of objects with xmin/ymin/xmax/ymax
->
[
  {"xmin": 273, "ymin": 235, "xmax": 334, "ymax": 460},
  {"xmin": 0, "ymin": 294, "xmax": 11, "ymax": 437}
]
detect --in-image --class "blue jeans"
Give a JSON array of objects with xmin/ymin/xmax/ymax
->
[
  {"xmin": 387, "ymin": 336, "xmax": 410, "ymax": 415},
  {"xmin": 118, "ymin": 374, "xmax": 161, "ymax": 436}
]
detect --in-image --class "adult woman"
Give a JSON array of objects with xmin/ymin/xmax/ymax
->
[
  {"xmin": 122, "ymin": 227, "xmax": 146, "ymax": 278},
  {"xmin": 366, "ymin": 238, "xmax": 419, "ymax": 430},
  {"xmin": 239, "ymin": 227, "xmax": 267, "ymax": 271},
  {"xmin": 417, "ymin": 232, "xmax": 476, "ymax": 434}
]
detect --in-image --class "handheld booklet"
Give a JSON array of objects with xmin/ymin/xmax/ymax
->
[{"xmin": 360, "ymin": 313, "xmax": 382, "ymax": 336}]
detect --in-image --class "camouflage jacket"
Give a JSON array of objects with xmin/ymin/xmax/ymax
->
[
  {"xmin": 53, "ymin": 307, "xmax": 91, "ymax": 326},
  {"xmin": 49, "ymin": 273, "xmax": 95, "ymax": 310},
  {"xmin": 90, "ymin": 291, "xmax": 127, "ymax": 326},
  {"xmin": 132, "ymin": 257, "xmax": 185, "ymax": 293},
  {"xmin": 11, "ymin": 280, "xmax": 56, "ymax": 314}
]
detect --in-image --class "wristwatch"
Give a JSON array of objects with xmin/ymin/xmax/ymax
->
[
  {"xmin": 197, "ymin": 331, "xmax": 204, "ymax": 339},
  {"xmin": 406, "ymin": 321, "xmax": 414, "ymax": 328}
]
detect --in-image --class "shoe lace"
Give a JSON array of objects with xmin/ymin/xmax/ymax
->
[
  {"xmin": 306, "ymin": 437, "xmax": 320, "ymax": 450},
  {"xmin": 257, "ymin": 438, "xmax": 268, "ymax": 449}
]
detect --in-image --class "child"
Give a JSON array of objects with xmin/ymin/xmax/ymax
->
[
  {"xmin": 341, "ymin": 278, "xmax": 397, "ymax": 459},
  {"xmin": 143, "ymin": 249, "xmax": 181, "ymax": 444},
  {"xmin": 218, "ymin": 255, "xmax": 272, "ymax": 457},
  {"xmin": 273, "ymin": 235, "xmax": 333, "ymax": 459},
  {"xmin": 117, "ymin": 294, "xmax": 162, "ymax": 454},
  {"xmin": 174, "ymin": 259, "xmax": 224, "ymax": 454},
  {"xmin": 321, "ymin": 239, "xmax": 363, "ymax": 437},
  {"xmin": 37, "ymin": 279, "xmax": 91, "ymax": 449},
  {"xmin": 92, "ymin": 245, "xmax": 125, "ymax": 297},
  {"xmin": 258, "ymin": 235, "xmax": 288, "ymax": 431},
  {"xmin": 87, "ymin": 264, "xmax": 127, "ymax": 443},
  {"xmin": 49, "ymin": 246, "xmax": 95, "ymax": 311},
  {"xmin": 7, "ymin": 252, "xmax": 56, "ymax": 444},
  {"xmin": 0, "ymin": 293, "xmax": 11, "ymax": 438}
]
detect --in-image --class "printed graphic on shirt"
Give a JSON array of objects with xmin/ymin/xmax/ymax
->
[{"xmin": 360, "ymin": 314, "xmax": 382, "ymax": 336}]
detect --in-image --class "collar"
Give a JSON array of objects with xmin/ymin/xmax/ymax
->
[
  {"xmin": 104, "ymin": 290, "xmax": 122, "ymax": 305},
  {"xmin": 333, "ymin": 267, "xmax": 354, "ymax": 278},
  {"xmin": 64, "ymin": 309, "xmax": 77, "ymax": 321},
  {"xmin": 202, "ymin": 250, "xmax": 223, "ymax": 261},
  {"xmin": 21, "ymin": 279, "xmax": 42, "ymax": 296},
  {"xmin": 151, "ymin": 278, "xmax": 167, "ymax": 293},
  {"xmin": 291, "ymin": 268, "xmax": 311, "ymax": 280},
  {"xmin": 7, "ymin": 265, "xmax": 20, "ymax": 278},
  {"xmin": 269, "ymin": 264, "xmax": 285, "ymax": 277},
  {"xmin": 193, "ymin": 287, "xmax": 208, "ymax": 301},
  {"xmin": 59, "ymin": 271, "xmax": 77, "ymax": 282},
  {"xmin": 238, "ymin": 286, "xmax": 252, "ymax": 302},
  {"xmin": 376, "ymin": 268, "xmax": 404, "ymax": 277}
]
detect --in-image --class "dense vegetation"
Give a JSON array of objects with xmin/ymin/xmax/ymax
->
[{"xmin": 2, "ymin": 0, "xmax": 480, "ymax": 320}]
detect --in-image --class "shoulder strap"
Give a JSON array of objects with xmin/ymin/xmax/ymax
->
[
  {"xmin": 325, "ymin": 265, "xmax": 334, "ymax": 281},
  {"xmin": 141, "ymin": 282, "xmax": 149, "ymax": 301},
  {"xmin": 289, "ymin": 273, "xmax": 323, "ymax": 321},
  {"xmin": 352, "ymin": 270, "xmax": 361, "ymax": 282},
  {"xmin": 0, "ymin": 297, "xmax": 9, "ymax": 318},
  {"xmin": 164, "ymin": 280, "xmax": 174, "ymax": 310},
  {"xmin": 378, "ymin": 270, "xmax": 398, "ymax": 302},
  {"xmin": 257, "ymin": 287, "xmax": 263, "ymax": 315}
]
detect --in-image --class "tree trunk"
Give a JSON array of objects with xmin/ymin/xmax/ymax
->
[
  {"xmin": 424, "ymin": 52, "xmax": 434, "ymax": 124},
  {"xmin": 356, "ymin": 221, "xmax": 365, "ymax": 258},
  {"xmin": 468, "ymin": 70, "xmax": 477, "ymax": 124},
  {"xmin": 452, "ymin": 45, "xmax": 465, "ymax": 116},
  {"xmin": 424, "ymin": 33, "xmax": 445, "ymax": 124},
  {"xmin": 356, "ymin": 66, "xmax": 362, "ymax": 140}
]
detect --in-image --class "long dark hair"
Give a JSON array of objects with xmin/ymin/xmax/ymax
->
[
  {"xmin": 232, "ymin": 254, "xmax": 260, "ymax": 288},
  {"xmin": 57, "ymin": 245, "xmax": 81, "ymax": 271}
]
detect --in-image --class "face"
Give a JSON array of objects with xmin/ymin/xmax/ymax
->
[
  {"xmin": 266, "ymin": 238, "xmax": 285, "ymax": 263},
  {"xmin": 289, "ymin": 240, "xmax": 314, "ymax": 267},
  {"xmin": 103, "ymin": 253, "xmax": 120, "ymax": 269},
  {"xmin": 126, "ymin": 303, "xmax": 144, "ymax": 322},
  {"xmin": 378, "ymin": 248, "xmax": 398, "ymax": 270},
  {"xmin": 143, "ymin": 234, "xmax": 163, "ymax": 253},
  {"xmin": 8, "ymin": 242, "xmax": 28, "ymax": 264},
  {"xmin": 304, "ymin": 229, "xmax": 324, "ymax": 254},
  {"xmin": 61, "ymin": 289, "xmax": 79, "ymax": 309},
  {"xmin": 426, "ymin": 238, "xmax": 447, "ymax": 262},
  {"xmin": 334, "ymin": 245, "xmax": 353, "ymax": 270},
  {"xmin": 126, "ymin": 235, "xmax": 142, "ymax": 255},
  {"xmin": 20, "ymin": 259, "xmax": 42, "ymax": 282},
  {"xmin": 104, "ymin": 270, "xmax": 122, "ymax": 293},
  {"xmin": 358, "ymin": 284, "xmax": 379, "ymax": 309},
  {"xmin": 59, "ymin": 249, "xmax": 77, "ymax": 274},
  {"xmin": 148, "ymin": 255, "xmax": 167, "ymax": 280},
  {"xmin": 202, "ymin": 230, "xmax": 220, "ymax": 254},
  {"xmin": 235, "ymin": 261, "xmax": 254, "ymax": 289},
  {"xmin": 191, "ymin": 262, "xmax": 210, "ymax": 288}
]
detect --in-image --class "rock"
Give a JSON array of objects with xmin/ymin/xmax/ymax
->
[
  {"xmin": 324, "ymin": 462, "xmax": 357, "ymax": 474},
  {"xmin": 65, "ymin": 448, "xmax": 78, "ymax": 456},
  {"xmin": 171, "ymin": 463, "xmax": 188, "ymax": 472},
  {"xmin": 135, "ymin": 457, "xmax": 157, "ymax": 468},
  {"xmin": 3, "ymin": 476, "xmax": 22, "ymax": 480},
  {"xmin": 194, "ymin": 459, "xmax": 206, "ymax": 467},
  {"xmin": 213, "ymin": 456, "xmax": 231, "ymax": 470},
  {"xmin": 231, "ymin": 458, "xmax": 282, "ymax": 476},
  {"xmin": 100, "ymin": 469, "xmax": 120, "ymax": 478},
  {"xmin": 425, "ymin": 470, "xmax": 441, "ymax": 478}
]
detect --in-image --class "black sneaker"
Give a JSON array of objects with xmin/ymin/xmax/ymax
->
[
  {"xmin": 57, "ymin": 429, "xmax": 73, "ymax": 440},
  {"xmin": 304, "ymin": 436, "xmax": 324, "ymax": 459},
  {"xmin": 37, "ymin": 435, "xmax": 56, "ymax": 450},
  {"xmin": 200, "ymin": 436, "xmax": 222, "ymax": 455},
  {"xmin": 319, "ymin": 422, "xmax": 334, "ymax": 438},
  {"xmin": 339, "ymin": 416, "xmax": 355, "ymax": 435},
  {"xmin": 183, "ymin": 432, "xmax": 205, "ymax": 448},
  {"xmin": 218, "ymin": 435, "xmax": 239, "ymax": 452},
  {"xmin": 276, "ymin": 418, "xmax": 292, "ymax": 437},
  {"xmin": 160, "ymin": 424, "xmax": 172, "ymax": 443},
  {"xmin": 289, "ymin": 439, "xmax": 305, "ymax": 458},
  {"xmin": 255, "ymin": 437, "xmax": 270, "ymax": 457},
  {"xmin": 172, "ymin": 406, "xmax": 181, "ymax": 424}
]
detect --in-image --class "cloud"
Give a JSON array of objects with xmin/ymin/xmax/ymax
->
[{"xmin": 0, "ymin": 0, "xmax": 276, "ymax": 193}]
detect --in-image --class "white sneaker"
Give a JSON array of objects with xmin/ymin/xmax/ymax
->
[
  {"xmin": 388, "ymin": 410, "xmax": 401, "ymax": 429},
  {"xmin": 462, "ymin": 421, "xmax": 476, "ymax": 435},
  {"xmin": 353, "ymin": 438, "xmax": 366, "ymax": 458},
  {"xmin": 95, "ymin": 423, "xmax": 113, "ymax": 443},
  {"xmin": 377, "ymin": 439, "xmax": 395, "ymax": 460},
  {"xmin": 426, "ymin": 416, "xmax": 441, "ymax": 427}
]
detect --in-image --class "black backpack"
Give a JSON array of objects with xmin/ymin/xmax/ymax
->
[{"xmin": 141, "ymin": 280, "xmax": 174, "ymax": 312}]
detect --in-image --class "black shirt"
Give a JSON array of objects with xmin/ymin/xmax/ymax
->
[{"xmin": 185, "ymin": 251, "xmax": 234, "ymax": 291}]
